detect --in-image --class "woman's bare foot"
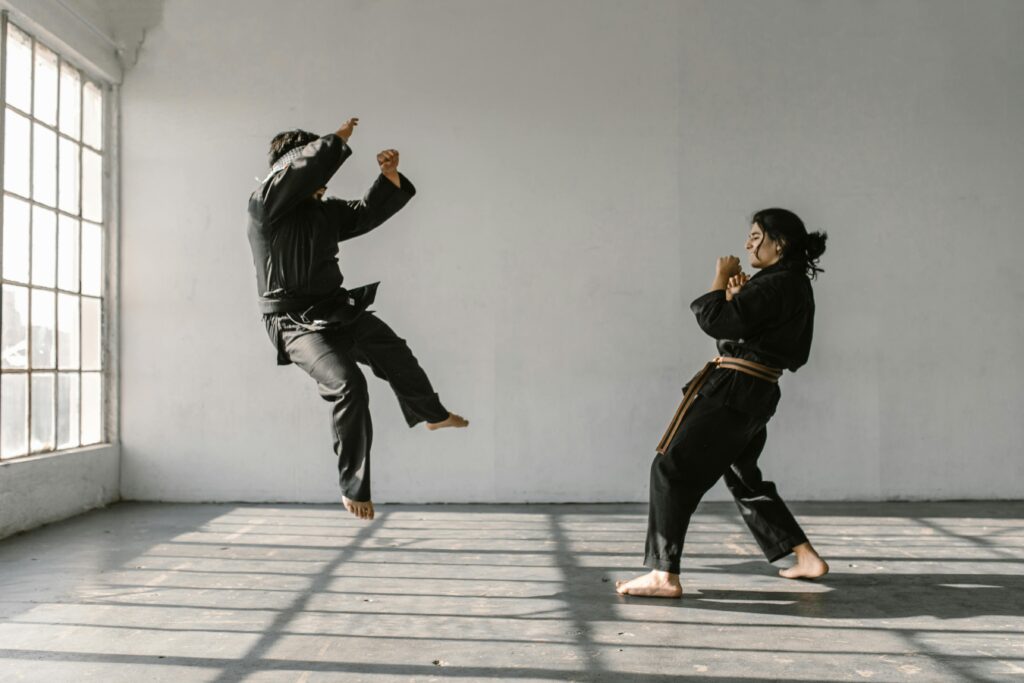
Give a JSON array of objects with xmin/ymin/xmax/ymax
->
[
  {"xmin": 779, "ymin": 542, "xmax": 829, "ymax": 579},
  {"xmin": 615, "ymin": 570, "xmax": 682, "ymax": 598},
  {"xmin": 426, "ymin": 413, "xmax": 469, "ymax": 431},
  {"xmin": 342, "ymin": 496, "xmax": 375, "ymax": 521}
]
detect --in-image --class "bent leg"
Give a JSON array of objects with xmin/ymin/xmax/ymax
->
[
  {"xmin": 282, "ymin": 325, "xmax": 373, "ymax": 503},
  {"xmin": 349, "ymin": 313, "xmax": 450, "ymax": 427},
  {"xmin": 723, "ymin": 426, "xmax": 808, "ymax": 562}
]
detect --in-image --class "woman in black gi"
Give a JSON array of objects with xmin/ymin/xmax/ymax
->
[{"xmin": 617, "ymin": 208, "xmax": 828, "ymax": 598}]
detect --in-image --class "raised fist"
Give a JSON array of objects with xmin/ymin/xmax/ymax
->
[{"xmin": 336, "ymin": 117, "xmax": 359, "ymax": 142}]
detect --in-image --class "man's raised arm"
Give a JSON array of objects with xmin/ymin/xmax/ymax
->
[{"xmin": 325, "ymin": 148, "xmax": 418, "ymax": 243}]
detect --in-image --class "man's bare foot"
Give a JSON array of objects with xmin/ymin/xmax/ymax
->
[
  {"xmin": 426, "ymin": 413, "xmax": 469, "ymax": 431},
  {"xmin": 779, "ymin": 542, "xmax": 829, "ymax": 579},
  {"xmin": 342, "ymin": 496, "xmax": 375, "ymax": 521},
  {"xmin": 615, "ymin": 570, "xmax": 683, "ymax": 598}
]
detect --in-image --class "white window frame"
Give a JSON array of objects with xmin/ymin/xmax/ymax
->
[{"xmin": 0, "ymin": 9, "xmax": 118, "ymax": 461}]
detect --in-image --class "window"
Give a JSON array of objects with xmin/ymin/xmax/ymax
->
[{"xmin": 1, "ymin": 16, "xmax": 107, "ymax": 459}]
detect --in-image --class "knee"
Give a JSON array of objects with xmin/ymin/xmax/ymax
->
[
  {"xmin": 649, "ymin": 455, "xmax": 674, "ymax": 488},
  {"xmin": 316, "ymin": 368, "xmax": 368, "ymax": 404}
]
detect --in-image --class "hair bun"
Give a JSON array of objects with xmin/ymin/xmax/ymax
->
[{"xmin": 805, "ymin": 231, "xmax": 828, "ymax": 260}]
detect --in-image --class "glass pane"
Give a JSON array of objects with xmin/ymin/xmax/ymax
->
[
  {"xmin": 3, "ymin": 195, "xmax": 31, "ymax": 282},
  {"xmin": 59, "ymin": 62, "xmax": 81, "ymax": 138},
  {"xmin": 31, "ymin": 206, "xmax": 57, "ymax": 288},
  {"xmin": 5, "ymin": 25, "xmax": 32, "ymax": 113},
  {"xmin": 82, "ymin": 82, "xmax": 102, "ymax": 149},
  {"xmin": 1, "ymin": 374, "xmax": 28, "ymax": 458},
  {"xmin": 81, "ymin": 221, "xmax": 103, "ymax": 296},
  {"xmin": 57, "ymin": 372, "xmax": 80, "ymax": 448},
  {"xmin": 58, "ymin": 215, "xmax": 80, "ymax": 291},
  {"xmin": 82, "ymin": 148, "xmax": 102, "ymax": 222},
  {"xmin": 57, "ymin": 293, "xmax": 79, "ymax": 369},
  {"xmin": 59, "ymin": 138, "xmax": 80, "ymax": 213},
  {"xmin": 81, "ymin": 297, "xmax": 101, "ymax": 370},
  {"xmin": 4, "ymin": 108, "xmax": 31, "ymax": 197},
  {"xmin": 33, "ymin": 42, "xmax": 58, "ymax": 126},
  {"xmin": 30, "ymin": 288, "xmax": 56, "ymax": 369},
  {"xmin": 31, "ymin": 372, "xmax": 56, "ymax": 452},
  {"xmin": 81, "ymin": 372, "xmax": 101, "ymax": 445},
  {"xmin": 1, "ymin": 284, "xmax": 29, "ymax": 369},
  {"xmin": 32, "ymin": 123, "xmax": 58, "ymax": 206}
]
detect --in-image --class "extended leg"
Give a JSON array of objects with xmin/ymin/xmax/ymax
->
[
  {"xmin": 724, "ymin": 428, "xmax": 827, "ymax": 577},
  {"xmin": 349, "ymin": 313, "xmax": 466, "ymax": 429},
  {"xmin": 618, "ymin": 398, "xmax": 756, "ymax": 597}
]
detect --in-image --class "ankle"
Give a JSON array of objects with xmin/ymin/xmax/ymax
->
[
  {"xmin": 652, "ymin": 570, "xmax": 681, "ymax": 585},
  {"xmin": 792, "ymin": 542, "xmax": 817, "ymax": 559}
]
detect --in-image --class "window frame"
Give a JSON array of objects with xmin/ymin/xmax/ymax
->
[{"xmin": 0, "ymin": 11, "xmax": 115, "ymax": 461}]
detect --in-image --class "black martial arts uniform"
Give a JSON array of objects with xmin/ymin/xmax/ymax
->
[
  {"xmin": 646, "ymin": 260, "xmax": 815, "ymax": 573},
  {"xmin": 247, "ymin": 133, "xmax": 449, "ymax": 502}
]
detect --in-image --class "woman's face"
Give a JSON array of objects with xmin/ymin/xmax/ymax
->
[{"xmin": 745, "ymin": 223, "xmax": 783, "ymax": 269}]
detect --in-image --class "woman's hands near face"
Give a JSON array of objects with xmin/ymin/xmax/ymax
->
[
  {"xmin": 716, "ymin": 255, "xmax": 742, "ymax": 278},
  {"xmin": 725, "ymin": 272, "xmax": 749, "ymax": 301}
]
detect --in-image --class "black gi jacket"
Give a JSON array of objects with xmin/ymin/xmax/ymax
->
[
  {"xmin": 247, "ymin": 133, "xmax": 416, "ymax": 318},
  {"xmin": 688, "ymin": 261, "xmax": 815, "ymax": 418}
]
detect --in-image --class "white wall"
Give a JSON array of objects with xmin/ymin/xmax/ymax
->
[{"xmin": 119, "ymin": 0, "xmax": 1024, "ymax": 503}]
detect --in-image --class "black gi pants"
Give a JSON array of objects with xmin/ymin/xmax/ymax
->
[
  {"xmin": 265, "ymin": 311, "xmax": 449, "ymax": 502},
  {"xmin": 645, "ymin": 394, "xmax": 807, "ymax": 574}
]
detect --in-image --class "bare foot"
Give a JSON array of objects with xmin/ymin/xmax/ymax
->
[
  {"xmin": 779, "ymin": 542, "xmax": 829, "ymax": 580},
  {"xmin": 342, "ymin": 496, "xmax": 375, "ymax": 521},
  {"xmin": 426, "ymin": 413, "xmax": 469, "ymax": 431},
  {"xmin": 615, "ymin": 570, "xmax": 682, "ymax": 598}
]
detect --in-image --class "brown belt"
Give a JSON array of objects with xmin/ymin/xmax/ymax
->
[{"xmin": 655, "ymin": 356, "xmax": 783, "ymax": 455}]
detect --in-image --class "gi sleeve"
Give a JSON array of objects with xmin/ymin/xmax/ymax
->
[
  {"xmin": 323, "ymin": 173, "xmax": 417, "ymax": 243},
  {"xmin": 690, "ymin": 278, "xmax": 786, "ymax": 340},
  {"xmin": 257, "ymin": 134, "xmax": 351, "ymax": 223}
]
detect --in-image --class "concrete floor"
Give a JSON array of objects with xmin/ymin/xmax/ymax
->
[{"xmin": 0, "ymin": 502, "xmax": 1022, "ymax": 682}]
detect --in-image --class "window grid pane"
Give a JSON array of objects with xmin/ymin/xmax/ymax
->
[
  {"xmin": 5, "ymin": 24, "xmax": 32, "ymax": 114},
  {"xmin": 82, "ymin": 82, "xmax": 102, "ymax": 150},
  {"xmin": 30, "ymin": 372, "xmax": 55, "ymax": 452},
  {"xmin": 1, "ymin": 374, "xmax": 28, "ymax": 458},
  {"xmin": 1, "ymin": 20, "xmax": 108, "ymax": 458},
  {"xmin": 59, "ymin": 63, "xmax": 81, "ymax": 139},
  {"xmin": 31, "ymin": 206, "xmax": 56, "ymax": 287},
  {"xmin": 4, "ymin": 108, "xmax": 30, "ymax": 197},
  {"xmin": 2, "ymin": 284, "xmax": 29, "ymax": 370},
  {"xmin": 33, "ymin": 42, "xmax": 58, "ymax": 126},
  {"xmin": 3, "ymin": 195, "xmax": 30, "ymax": 282}
]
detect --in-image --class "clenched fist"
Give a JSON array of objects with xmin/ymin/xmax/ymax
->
[
  {"xmin": 378, "ymin": 149, "xmax": 401, "ymax": 187},
  {"xmin": 377, "ymin": 149, "xmax": 399, "ymax": 174},
  {"xmin": 336, "ymin": 117, "xmax": 359, "ymax": 142},
  {"xmin": 716, "ymin": 255, "xmax": 742, "ymax": 278}
]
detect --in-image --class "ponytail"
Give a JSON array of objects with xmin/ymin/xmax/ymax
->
[{"xmin": 803, "ymin": 230, "xmax": 828, "ymax": 279}]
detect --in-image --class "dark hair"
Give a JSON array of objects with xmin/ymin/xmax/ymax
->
[
  {"xmin": 751, "ymin": 207, "xmax": 827, "ymax": 279},
  {"xmin": 268, "ymin": 129, "xmax": 319, "ymax": 167}
]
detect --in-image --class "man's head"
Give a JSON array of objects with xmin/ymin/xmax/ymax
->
[{"xmin": 268, "ymin": 129, "xmax": 319, "ymax": 168}]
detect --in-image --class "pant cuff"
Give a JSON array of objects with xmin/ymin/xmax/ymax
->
[
  {"xmin": 644, "ymin": 554, "xmax": 681, "ymax": 575},
  {"xmin": 402, "ymin": 398, "xmax": 449, "ymax": 428},
  {"xmin": 764, "ymin": 535, "xmax": 808, "ymax": 563}
]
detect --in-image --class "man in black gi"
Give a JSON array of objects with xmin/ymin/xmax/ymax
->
[{"xmin": 247, "ymin": 117, "xmax": 468, "ymax": 521}]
